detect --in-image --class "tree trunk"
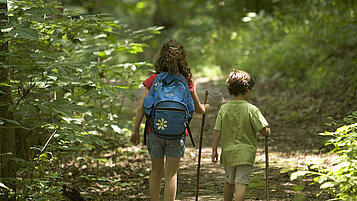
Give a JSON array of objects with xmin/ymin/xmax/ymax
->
[
  {"xmin": 153, "ymin": 0, "xmax": 174, "ymax": 30},
  {"xmin": 0, "ymin": 1, "xmax": 17, "ymax": 200}
]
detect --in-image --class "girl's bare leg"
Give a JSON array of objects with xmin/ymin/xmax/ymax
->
[
  {"xmin": 164, "ymin": 156, "xmax": 180, "ymax": 201},
  {"xmin": 150, "ymin": 157, "xmax": 164, "ymax": 201}
]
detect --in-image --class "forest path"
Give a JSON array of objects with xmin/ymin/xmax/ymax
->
[
  {"xmin": 175, "ymin": 77, "xmax": 333, "ymax": 201},
  {"xmin": 129, "ymin": 76, "xmax": 333, "ymax": 200}
]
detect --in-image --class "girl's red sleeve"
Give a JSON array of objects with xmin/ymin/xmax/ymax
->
[
  {"xmin": 185, "ymin": 77, "xmax": 195, "ymax": 93},
  {"xmin": 143, "ymin": 74, "xmax": 159, "ymax": 90}
]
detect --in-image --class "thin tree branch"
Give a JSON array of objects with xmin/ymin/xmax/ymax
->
[
  {"xmin": 16, "ymin": 83, "xmax": 36, "ymax": 105},
  {"xmin": 30, "ymin": 130, "xmax": 57, "ymax": 154}
]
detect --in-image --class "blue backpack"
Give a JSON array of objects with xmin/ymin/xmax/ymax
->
[{"xmin": 143, "ymin": 72, "xmax": 195, "ymax": 146}]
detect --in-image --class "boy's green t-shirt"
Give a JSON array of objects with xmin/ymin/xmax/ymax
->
[{"xmin": 214, "ymin": 100, "xmax": 269, "ymax": 166}]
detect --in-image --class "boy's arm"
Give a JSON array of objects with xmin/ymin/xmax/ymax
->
[
  {"xmin": 212, "ymin": 130, "xmax": 221, "ymax": 163},
  {"xmin": 259, "ymin": 126, "xmax": 271, "ymax": 137}
]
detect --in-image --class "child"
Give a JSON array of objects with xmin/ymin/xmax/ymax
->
[
  {"xmin": 130, "ymin": 40, "xmax": 210, "ymax": 201},
  {"xmin": 211, "ymin": 69, "xmax": 270, "ymax": 201}
]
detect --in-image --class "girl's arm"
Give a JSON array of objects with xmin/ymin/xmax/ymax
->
[
  {"xmin": 211, "ymin": 130, "xmax": 221, "ymax": 163},
  {"xmin": 130, "ymin": 88, "xmax": 150, "ymax": 145},
  {"xmin": 191, "ymin": 87, "xmax": 210, "ymax": 114}
]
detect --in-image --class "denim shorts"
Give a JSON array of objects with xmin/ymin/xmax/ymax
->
[
  {"xmin": 224, "ymin": 165, "xmax": 253, "ymax": 185},
  {"xmin": 147, "ymin": 133, "xmax": 186, "ymax": 158}
]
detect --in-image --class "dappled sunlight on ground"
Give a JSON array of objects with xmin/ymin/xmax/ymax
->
[
  {"xmin": 175, "ymin": 145, "xmax": 333, "ymax": 200},
  {"xmin": 172, "ymin": 77, "xmax": 334, "ymax": 200},
  {"xmin": 123, "ymin": 77, "xmax": 335, "ymax": 200}
]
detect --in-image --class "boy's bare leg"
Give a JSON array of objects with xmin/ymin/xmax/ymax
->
[
  {"xmin": 234, "ymin": 183, "xmax": 247, "ymax": 201},
  {"xmin": 150, "ymin": 157, "xmax": 164, "ymax": 201},
  {"xmin": 164, "ymin": 156, "xmax": 180, "ymax": 201},
  {"xmin": 224, "ymin": 181, "xmax": 234, "ymax": 201}
]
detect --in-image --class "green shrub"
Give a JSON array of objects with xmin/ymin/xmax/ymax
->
[
  {"xmin": 0, "ymin": 0, "xmax": 159, "ymax": 199},
  {"xmin": 291, "ymin": 111, "xmax": 357, "ymax": 200}
]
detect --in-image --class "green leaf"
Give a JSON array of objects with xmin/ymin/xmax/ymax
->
[
  {"xmin": 107, "ymin": 34, "xmax": 116, "ymax": 43},
  {"xmin": 0, "ymin": 117, "xmax": 24, "ymax": 128},
  {"xmin": 25, "ymin": 7, "xmax": 53, "ymax": 17},
  {"xmin": 0, "ymin": 82, "xmax": 10, "ymax": 87},
  {"xmin": 10, "ymin": 28, "xmax": 39, "ymax": 40},
  {"xmin": 58, "ymin": 67, "xmax": 70, "ymax": 77},
  {"xmin": 0, "ymin": 152, "xmax": 13, "ymax": 157},
  {"xmin": 280, "ymin": 167, "xmax": 295, "ymax": 173},
  {"xmin": 111, "ymin": 125, "xmax": 121, "ymax": 133},
  {"xmin": 98, "ymin": 158, "xmax": 109, "ymax": 162},
  {"xmin": 128, "ymin": 43, "xmax": 147, "ymax": 54},
  {"xmin": 114, "ymin": 86, "xmax": 135, "ymax": 101},
  {"xmin": 97, "ymin": 51, "xmax": 106, "ymax": 57},
  {"xmin": 317, "ymin": 175, "xmax": 328, "ymax": 184},
  {"xmin": 49, "ymin": 106, "xmax": 69, "ymax": 116},
  {"xmin": 0, "ymin": 182, "xmax": 9, "ymax": 190},
  {"xmin": 11, "ymin": 157, "xmax": 26, "ymax": 163},
  {"xmin": 293, "ymin": 185, "xmax": 305, "ymax": 191},
  {"xmin": 290, "ymin": 171, "xmax": 309, "ymax": 180},
  {"xmin": 320, "ymin": 182, "xmax": 334, "ymax": 189}
]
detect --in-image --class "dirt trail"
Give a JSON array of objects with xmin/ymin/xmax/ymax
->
[
  {"xmin": 175, "ymin": 77, "xmax": 332, "ymax": 200},
  {"xmin": 130, "ymin": 77, "xmax": 333, "ymax": 200}
]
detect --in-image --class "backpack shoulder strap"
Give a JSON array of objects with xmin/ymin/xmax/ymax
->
[
  {"xmin": 149, "ymin": 73, "xmax": 165, "ymax": 94},
  {"xmin": 143, "ymin": 73, "xmax": 164, "ymax": 145},
  {"xmin": 187, "ymin": 124, "xmax": 195, "ymax": 147},
  {"xmin": 177, "ymin": 74, "xmax": 195, "ymax": 116}
]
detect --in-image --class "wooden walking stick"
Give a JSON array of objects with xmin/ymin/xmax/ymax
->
[
  {"xmin": 265, "ymin": 136, "xmax": 270, "ymax": 201},
  {"xmin": 195, "ymin": 91, "xmax": 209, "ymax": 201}
]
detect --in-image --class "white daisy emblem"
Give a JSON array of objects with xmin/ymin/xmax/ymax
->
[{"xmin": 156, "ymin": 118, "xmax": 168, "ymax": 131}]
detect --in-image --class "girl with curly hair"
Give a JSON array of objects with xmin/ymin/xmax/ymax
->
[{"xmin": 130, "ymin": 40, "xmax": 210, "ymax": 201}]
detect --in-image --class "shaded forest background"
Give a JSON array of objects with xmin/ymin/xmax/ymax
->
[{"xmin": 0, "ymin": 0, "xmax": 356, "ymax": 200}]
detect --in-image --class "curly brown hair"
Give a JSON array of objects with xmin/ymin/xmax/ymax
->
[
  {"xmin": 154, "ymin": 40, "xmax": 192, "ymax": 83},
  {"xmin": 225, "ymin": 69, "xmax": 255, "ymax": 96}
]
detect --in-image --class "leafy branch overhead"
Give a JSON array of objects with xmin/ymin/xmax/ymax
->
[
  {"xmin": 1, "ymin": 1, "xmax": 159, "ymax": 199},
  {"xmin": 1, "ymin": 0, "xmax": 160, "ymax": 133}
]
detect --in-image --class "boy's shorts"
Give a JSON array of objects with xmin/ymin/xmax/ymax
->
[
  {"xmin": 147, "ymin": 133, "xmax": 186, "ymax": 158},
  {"xmin": 224, "ymin": 165, "xmax": 253, "ymax": 185}
]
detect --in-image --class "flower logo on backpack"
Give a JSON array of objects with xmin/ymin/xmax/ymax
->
[{"xmin": 156, "ymin": 118, "xmax": 168, "ymax": 131}]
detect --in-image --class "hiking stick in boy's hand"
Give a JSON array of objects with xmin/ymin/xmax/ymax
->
[
  {"xmin": 211, "ymin": 70, "xmax": 271, "ymax": 201},
  {"xmin": 265, "ymin": 134, "xmax": 273, "ymax": 201},
  {"xmin": 265, "ymin": 136, "xmax": 269, "ymax": 201},
  {"xmin": 195, "ymin": 90, "xmax": 209, "ymax": 201}
]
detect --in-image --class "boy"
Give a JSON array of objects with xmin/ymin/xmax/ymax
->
[{"xmin": 211, "ymin": 69, "xmax": 270, "ymax": 201}]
